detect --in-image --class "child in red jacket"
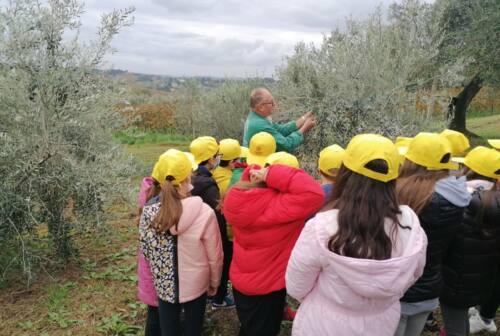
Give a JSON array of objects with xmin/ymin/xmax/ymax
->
[{"xmin": 223, "ymin": 164, "xmax": 324, "ymax": 336}]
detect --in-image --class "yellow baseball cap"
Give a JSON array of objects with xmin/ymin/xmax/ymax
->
[
  {"xmin": 441, "ymin": 129, "xmax": 470, "ymax": 156},
  {"xmin": 318, "ymin": 144, "xmax": 345, "ymax": 176},
  {"xmin": 151, "ymin": 149, "xmax": 192, "ymax": 186},
  {"xmin": 240, "ymin": 147, "xmax": 249, "ymax": 158},
  {"xmin": 183, "ymin": 152, "xmax": 198, "ymax": 171},
  {"xmin": 405, "ymin": 132, "xmax": 458, "ymax": 171},
  {"xmin": 488, "ymin": 139, "xmax": 500, "ymax": 150},
  {"xmin": 464, "ymin": 146, "xmax": 500, "ymax": 180},
  {"xmin": 190, "ymin": 136, "xmax": 219, "ymax": 164},
  {"xmin": 343, "ymin": 134, "xmax": 400, "ymax": 182},
  {"xmin": 219, "ymin": 139, "xmax": 242, "ymax": 161},
  {"xmin": 247, "ymin": 132, "xmax": 276, "ymax": 166},
  {"xmin": 157, "ymin": 150, "xmax": 198, "ymax": 172},
  {"xmin": 265, "ymin": 151, "xmax": 300, "ymax": 168},
  {"xmin": 395, "ymin": 137, "xmax": 413, "ymax": 156}
]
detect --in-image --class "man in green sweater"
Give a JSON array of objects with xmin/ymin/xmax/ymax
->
[{"xmin": 243, "ymin": 88, "xmax": 316, "ymax": 153}]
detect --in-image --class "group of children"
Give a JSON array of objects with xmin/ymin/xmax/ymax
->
[{"xmin": 136, "ymin": 128, "xmax": 500, "ymax": 336}]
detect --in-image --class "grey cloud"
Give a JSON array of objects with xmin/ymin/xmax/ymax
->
[
  {"xmin": 151, "ymin": 0, "xmax": 220, "ymax": 13},
  {"xmin": 112, "ymin": 26, "xmax": 286, "ymax": 68},
  {"xmin": 149, "ymin": 0, "xmax": 397, "ymax": 31},
  {"xmin": 85, "ymin": 0, "xmax": 415, "ymax": 76}
]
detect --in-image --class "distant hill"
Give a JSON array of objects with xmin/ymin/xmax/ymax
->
[{"xmin": 103, "ymin": 69, "xmax": 275, "ymax": 92}]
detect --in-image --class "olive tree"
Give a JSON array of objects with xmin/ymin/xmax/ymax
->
[
  {"xmin": 437, "ymin": 0, "xmax": 500, "ymax": 134},
  {"xmin": 0, "ymin": 0, "xmax": 134, "ymax": 283},
  {"xmin": 274, "ymin": 0, "xmax": 467, "ymax": 157}
]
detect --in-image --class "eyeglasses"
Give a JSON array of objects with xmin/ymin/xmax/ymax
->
[{"xmin": 260, "ymin": 100, "xmax": 275, "ymax": 106}]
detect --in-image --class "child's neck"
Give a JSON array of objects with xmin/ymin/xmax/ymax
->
[{"xmin": 320, "ymin": 175, "xmax": 334, "ymax": 185}]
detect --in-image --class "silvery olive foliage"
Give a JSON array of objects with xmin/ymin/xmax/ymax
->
[
  {"xmin": 274, "ymin": 0, "xmax": 468, "ymax": 158},
  {"xmin": 172, "ymin": 78, "xmax": 268, "ymax": 141},
  {"xmin": 0, "ymin": 0, "xmax": 135, "ymax": 283}
]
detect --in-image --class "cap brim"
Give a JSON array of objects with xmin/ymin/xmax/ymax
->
[
  {"xmin": 451, "ymin": 157, "xmax": 465, "ymax": 163},
  {"xmin": 247, "ymin": 153, "xmax": 268, "ymax": 166},
  {"xmin": 240, "ymin": 147, "xmax": 249, "ymax": 158},
  {"xmin": 488, "ymin": 139, "xmax": 500, "ymax": 150},
  {"xmin": 427, "ymin": 161, "xmax": 459, "ymax": 171},
  {"xmin": 183, "ymin": 152, "xmax": 199, "ymax": 171}
]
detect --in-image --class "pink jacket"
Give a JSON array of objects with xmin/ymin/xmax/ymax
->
[
  {"xmin": 137, "ymin": 177, "xmax": 157, "ymax": 306},
  {"xmin": 170, "ymin": 196, "xmax": 224, "ymax": 302},
  {"xmin": 286, "ymin": 205, "xmax": 427, "ymax": 336},
  {"xmin": 140, "ymin": 196, "xmax": 224, "ymax": 303}
]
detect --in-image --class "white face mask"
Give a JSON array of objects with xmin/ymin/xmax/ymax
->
[
  {"xmin": 212, "ymin": 155, "xmax": 221, "ymax": 169},
  {"xmin": 180, "ymin": 176, "xmax": 193, "ymax": 195}
]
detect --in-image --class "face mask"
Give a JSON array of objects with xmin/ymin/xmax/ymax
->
[
  {"xmin": 213, "ymin": 156, "xmax": 221, "ymax": 169},
  {"xmin": 186, "ymin": 183, "xmax": 194, "ymax": 192}
]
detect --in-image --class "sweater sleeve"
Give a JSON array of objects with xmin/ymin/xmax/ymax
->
[
  {"xmin": 263, "ymin": 123, "xmax": 304, "ymax": 153},
  {"xmin": 201, "ymin": 209, "xmax": 224, "ymax": 289},
  {"xmin": 273, "ymin": 120, "xmax": 298, "ymax": 136},
  {"xmin": 263, "ymin": 165, "xmax": 324, "ymax": 223},
  {"xmin": 286, "ymin": 219, "xmax": 322, "ymax": 302},
  {"xmin": 139, "ymin": 206, "xmax": 155, "ymax": 262},
  {"xmin": 244, "ymin": 113, "xmax": 304, "ymax": 152}
]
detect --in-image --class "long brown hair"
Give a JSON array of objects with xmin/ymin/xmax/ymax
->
[
  {"xmin": 327, "ymin": 160, "xmax": 406, "ymax": 260},
  {"xmin": 396, "ymin": 160, "xmax": 448, "ymax": 214},
  {"xmin": 152, "ymin": 177, "xmax": 184, "ymax": 233}
]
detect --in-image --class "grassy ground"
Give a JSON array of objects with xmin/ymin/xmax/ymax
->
[
  {"xmin": 468, "ymin": 114, "xmax": 500, "ymax": 139},
  {"xmin": 2, "ymin": 121, "xmax": 499, "ymax": 336},
  {"xmin": 113, "ymin": 130, "xmax": 191, "ymax": 146}
]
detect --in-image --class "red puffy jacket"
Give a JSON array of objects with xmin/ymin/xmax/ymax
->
[{"xmin": 223, "ymin": 165, "xmax": 324, "ymax": 295}]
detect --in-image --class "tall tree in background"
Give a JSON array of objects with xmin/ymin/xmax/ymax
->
[{"xmin": 439, "ymin": 0, "xmax": 500, "ymax": 134}]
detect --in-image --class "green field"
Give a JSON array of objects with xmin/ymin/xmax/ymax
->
[{"xmin": 468, "ymin": 113, "xmax": 500, "ymax": 139}]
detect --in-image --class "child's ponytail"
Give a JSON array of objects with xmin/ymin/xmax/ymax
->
[{"xmin": 153, "ymin": 176, "xmax": 183, "ymax": 233}]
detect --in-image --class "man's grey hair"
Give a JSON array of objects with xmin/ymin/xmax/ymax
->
[{"xmin": 250, "ymin": 88, "xmax": 271, "ymax": 109}]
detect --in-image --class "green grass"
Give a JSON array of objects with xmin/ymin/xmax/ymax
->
[
  {"xmin": 468, "ymin": 107, "xmax": 500, "ymax": 119},
  {"xmin": 113, "ymin": 129, "xmax": 191, "ymax": 145},
  {"xmin": 44, "ymin": 282, "xmax": 75, "ymax": 311},
  {"xmin": 123, "ymin": 143, "xmax": 189, "ymax": 167},
  {"xmin": 467, "ymin": 113, "xmax": 500, "ymax": 139}
]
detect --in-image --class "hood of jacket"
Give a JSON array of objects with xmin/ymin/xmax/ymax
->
[{"xmin": 434, "ymin": 175, "xmax": 471, "ymax": 207}]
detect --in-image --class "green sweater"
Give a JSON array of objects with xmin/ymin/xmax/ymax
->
[
  {"xmin": 229, "ymin": 167, "xmax": 244, "ymax": 187},
  {"xmin": 242, "ymin": 111, "xmax": 304, "ymax": 153}
]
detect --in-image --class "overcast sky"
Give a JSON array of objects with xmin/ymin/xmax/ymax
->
[{"xmin": 80, "ymin": 0, "xmax": 405, "ymax": 77}]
